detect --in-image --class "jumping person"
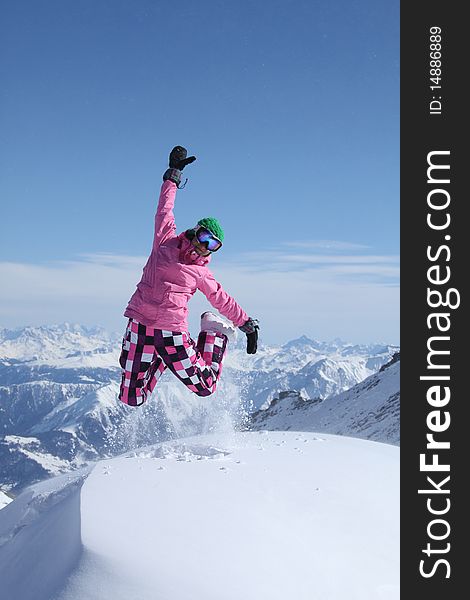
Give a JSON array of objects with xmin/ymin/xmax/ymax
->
[{"xmin": 118, "ymin": 146, "xmax": 259, "ymax": 407}]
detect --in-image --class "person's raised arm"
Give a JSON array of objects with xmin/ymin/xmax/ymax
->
[{"xmin": 153, "ymin": 146, "xmax": 196, "ymax": 249}]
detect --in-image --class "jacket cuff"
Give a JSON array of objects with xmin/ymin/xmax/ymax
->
[
  {"xmin": 239, "ymin": 318, "xmax": 259, "ymax": 334},
  {"xmin": 163, "ymin": 168, "xmax": 182, "ymax": 185}
]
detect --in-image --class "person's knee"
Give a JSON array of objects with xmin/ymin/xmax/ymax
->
[{"xmin": 118, "ymin": 381, "xmax": 147, "ymax": 406}]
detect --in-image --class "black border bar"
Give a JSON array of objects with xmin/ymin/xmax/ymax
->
[{"xmin": 401, "ymin": 2, "xmax": 466, "ymax": 595}]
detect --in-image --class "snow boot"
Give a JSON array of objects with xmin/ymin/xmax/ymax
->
[{"xmin": 200, "ymin": 311, "xmax": 237, "ymax": 341}]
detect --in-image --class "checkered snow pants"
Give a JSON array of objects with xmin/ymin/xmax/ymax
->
[{"xmin": 118, "ymin": 318, "xmax": 228, "ymax": 406}]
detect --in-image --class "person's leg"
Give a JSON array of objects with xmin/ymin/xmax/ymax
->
[
  {"xmin": 155, "ymin": 330, "xmax": 228, "ymax": 397},
  {"xmin": 118, "ymin": 319, "xmax": 166, "ymax": 406}
]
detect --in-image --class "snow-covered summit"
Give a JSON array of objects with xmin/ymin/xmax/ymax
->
[
  {"xmin": 0, "ymin": 323, "xmax": 120, "ymax": 366},
  {"xmin": 229, "ymin": 333, "xmax": 397, "ymax": 376}
]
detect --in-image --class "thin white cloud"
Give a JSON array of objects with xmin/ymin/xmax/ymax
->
[
  {"xmin": 280, "ymin": 254, "xmax": 399, "ymax": 264},
  {"xmin": 281, "ymin": 240, "xmax": 370, "ymax": 251},
  {"xmin": 0, "ymin": 257, "xmax": 140, "ymax": 334},
  {"xmin": 320, "ymin": 264, "xmax": 400, "ymax": 278},
  {"xmin": 0, "ymin": 251, "xmax": 399, "ymax": 345},
  {"xmin": 223, "ymin": 249, "xmax": 400, "ymax": 283},
  {"xmin": 208, "ymin": 261, "xmax": 399, "ymax": 345},
  {"xmin": 77, "ymin": 253, "xmax": 146, "ymax": 267}
]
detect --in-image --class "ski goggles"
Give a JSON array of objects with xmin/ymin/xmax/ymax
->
[{"xmin": 194, "ymin": 226, "xmax": 223, "ymax": 252}]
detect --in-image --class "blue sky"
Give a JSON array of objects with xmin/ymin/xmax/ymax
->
[{"xmin": 0, "ymin": 0, "xmax": 399, "ymax": 345}]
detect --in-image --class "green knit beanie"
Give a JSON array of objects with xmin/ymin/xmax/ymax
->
[{"xmin": 197, "ymin": 217, "xmax": 224, "ymax": 242}]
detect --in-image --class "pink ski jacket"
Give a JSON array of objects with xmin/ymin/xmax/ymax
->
[{"xmin": 124, "ymin": 180, "xmax": 249, "ymax": 332}]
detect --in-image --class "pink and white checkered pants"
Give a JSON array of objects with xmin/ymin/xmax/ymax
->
[{"xmin": 118, "ymin": 318, "xmax": 228, "ymax": 406}]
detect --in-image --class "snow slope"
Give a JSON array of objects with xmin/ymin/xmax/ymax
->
[
  {"xmin": 0, "ymin": 431, "xmax": 399, "ymax": 600},
  {"xmin": 251, "ymin": 357, "xmax": 400, "ymax": 444}
]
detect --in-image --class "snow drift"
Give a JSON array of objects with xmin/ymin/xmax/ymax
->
[{"xmin": 0, "ymin": 431, "xmax": 399, "ymax": 600}]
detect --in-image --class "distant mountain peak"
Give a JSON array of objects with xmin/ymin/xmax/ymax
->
[{"xmin": 282, "ymin": 335, "xmax": 320, "ymax": 349}]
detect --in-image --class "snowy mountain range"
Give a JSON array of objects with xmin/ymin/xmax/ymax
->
[
  {"xmin": 250, "ymin": 352, "xmax": 400, "ymax": 444},
  {"xmin": 0, "ymin": 324, "xmax": 399, "ymax": 494}
]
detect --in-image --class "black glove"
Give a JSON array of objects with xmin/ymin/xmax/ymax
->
[
  {"xmin": 239, "ymin": 318, "xmax": 259, "ymax": 354},
  {"xmin": 163, "ymin": 146, "xmax": 196, "ymax": 186},
  {"xmin": 169, "ymin": 146, "xmax": 196, "ymax": 170}
]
